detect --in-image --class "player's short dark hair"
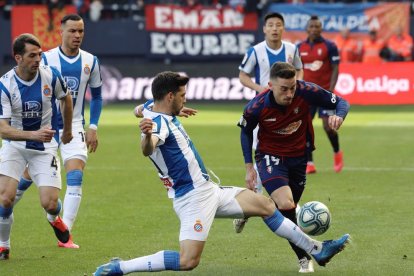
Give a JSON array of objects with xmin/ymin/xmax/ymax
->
[
  {"xmin": 270, "ymin": 62, "xmax": 296, "ymax": 80},
  {"xmin": 61, "ymin": 14, "xmax": 83, "ymax": 25},
  {"xmin": 264, "ymin": 12, "xmax": 284, "ymax": 25},
  {"xmin": 307, "ymin": 15, "xmax": 322, "ymax": 27},
  {"xmin": 151, "ymin": 71, "xmax": 189, "ymax": 101},
  {"xmin": 12, "ymin": 33, "xmax": 41, "ymax": 56}
]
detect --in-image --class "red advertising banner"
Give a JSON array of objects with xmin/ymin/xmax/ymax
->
[
  {"xmin": 145, "ymin": 4, "xmax": 258, "ymax": 33},
  {"xmin": 11, "ymin": 5, "xmax": 76, "ymax": 51},
  {"xmin": 335, "ymin": 62, "xmax": 414, "ymax": 105}
]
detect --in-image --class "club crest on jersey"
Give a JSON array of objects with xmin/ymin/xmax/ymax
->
[
  {"xmin": 318, "ymin": 48, "xmax": 322, "ymax": 56},
  {"xmin": 288, "ymin": 55, "xmax": 293, "ymax": 63},
  {"xmin": 194, "ymin": 220, "xmax": 203, "ymax": 232},
  {"xmin": 43, "ymin": 85, "xmax": 51, "ymax": 96},
  {"xmin": 294, "ymin": 107, "xmax": 299, "ymax": 114},
  {"xmin": 267, "ymin": 166, "xmax": 273, "ymax": 174},
  {"xmin": 84, "ymin": 64, "xmax": 91, "ymax": 75}
]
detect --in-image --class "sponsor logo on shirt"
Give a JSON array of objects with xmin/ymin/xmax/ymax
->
[
  {"xmin": 23, "ymin": 101, "xmax": 42, "ymax": 118},
  {"xmin": 273, "ymin": 120, "xmax": 302, "ymax": 135}
]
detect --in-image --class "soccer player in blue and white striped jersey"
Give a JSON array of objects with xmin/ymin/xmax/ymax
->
[
  {"xmin": 0, "ymin": 34, "xmax": 73, "ymax": 260},
  {"xmin": 14, "ymin": 14, "xmax": 103, "ymax": 248}
]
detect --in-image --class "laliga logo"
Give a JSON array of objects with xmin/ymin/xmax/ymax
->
[
  {"xmin": 336, "ymin": 73, "xmax": 410, "ymax": 95},
  {"xmin": 335, "ymin": 73, "xmax": 355, "ymax": 95}
]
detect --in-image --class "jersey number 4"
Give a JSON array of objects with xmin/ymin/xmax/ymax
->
[{"xmin": 51, "ymin": 156, "xmax": 58, "ymax": 169}]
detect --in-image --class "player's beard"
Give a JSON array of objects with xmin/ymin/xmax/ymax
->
[{"xmin": 171, "ymin": 100, "xmax": 183, "ymax": 116}]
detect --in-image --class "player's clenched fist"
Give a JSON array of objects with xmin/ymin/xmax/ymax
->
[{"xmin": 139, "ymin": 118, "xmax": 154, "ymax": 135}]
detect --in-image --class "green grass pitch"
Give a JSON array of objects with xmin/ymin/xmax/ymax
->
[{"xmin": 3, "ymin": 103, "xmax": 414, "ymax": 275}]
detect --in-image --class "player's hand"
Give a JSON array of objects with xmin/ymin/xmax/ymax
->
[
  {"xmin": 178, "ymin": 106, "xmax": 197, "ymax": 118},
  {"xmin": 133, "ymin": 104, "xmax": 144, "ymax": 118},
  {"xmin": 328, "ymin": 115, "xmax": 344, "ymax": 131},
  {"xmin": 86, "ymin": 128, "xmax": 98, "ymax": 153},
  {"xmin": 60, "ymin": 129, "xmax": 73, "ymax": 144},
  {"xmin": 261, "ymin": 86, "xmax": 270, "ymax": 92},
  {"xmin": 33, "ymin": 126, "xmax": 55, "ymax": 142},
  {"xmin": 139, "ymin": 118, "xmax": 153, "ymax": 136},
  {"xmin": 245, "ymin": 163, "xmax": 257, "ymax": 191}
]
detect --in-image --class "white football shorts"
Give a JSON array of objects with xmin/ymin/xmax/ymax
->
[
  {"xmin": 59, "ymin": 126, "xmax": 88, "ymax": 164},
  {"xmin": 0, "ymin": 142, "xmax": 61, "ymax": 188},
  {"xmin": 173, "ymin": 182, "xmax": 245, "ymax": 241}
]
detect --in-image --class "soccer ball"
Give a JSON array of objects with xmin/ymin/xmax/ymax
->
[{"xmin": 297, "ymin": 201, "xmax": 331, "ymax": 236}]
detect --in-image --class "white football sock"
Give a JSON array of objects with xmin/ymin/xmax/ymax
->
[
  {"xmin": 121, "ymin": 250, "xmax": 177, "ymax": 273},
  {"xmin": 275, "ymin": 218, "xmax": 321, "ymax": 254},
  {"xmin": 63, "ymin": 186, "xmax": 82, "ymax": 231},
  {"xmin": 0, "ymin": 214, "xmax": 13, "ymax": 248}
]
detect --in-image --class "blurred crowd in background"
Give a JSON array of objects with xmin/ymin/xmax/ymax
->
[{"xmin": 0, "ymin": 0, "xmax": 413, "ymax": 62}]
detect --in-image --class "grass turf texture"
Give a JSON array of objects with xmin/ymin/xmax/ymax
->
[{"xmin": 3, "ymin": 104, "xmax": 414, "ymax": 275}]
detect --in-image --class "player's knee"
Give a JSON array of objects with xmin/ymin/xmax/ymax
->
[
  {"xmin": 179, "ymin": 256, "xmax": 200, "ymax": 271},
  {"xmin": 276, "ymin": 198, "xmax": 296, "ymax": 211},
  {"xmin": 0, "ymin": 196, "xmax": 14, "ymax": 209},
  {"xmin": 261, "ymin": 196, "xmax": 277, "ymax": 216},
  {"xmin": 41, "ymin": 197, "xmax": 59, "ymax": 213},
  {"xmin": 66, "ymin": 170, "xmax": 83, "ymax": 187}
]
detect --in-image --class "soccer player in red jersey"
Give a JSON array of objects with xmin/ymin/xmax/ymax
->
[
  {"xmin": 297, "ymin": 15, "xmax": 344, "ymax": 174},
  {"xmin": 239, "ymin": 62, "xmax": 350, "ymax": 273}
]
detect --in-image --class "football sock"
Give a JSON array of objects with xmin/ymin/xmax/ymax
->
[
  {"xmin": 264, "ymin": 210, "xmax": 319, "ymax": 254},
  {"xmin": 327, "ymin": 131, "xmax": 340, "ymax": 153},
  {"xmin": 63, "ymin": 169, "xmax": 83, "ymax": 231},
  {"xmin": 0, "ymin": 207, "xmax": 13, "ymax": 248},
  {"xmin": 46, "ymin": 199, "xmax": 62, "ymax": 223},
  {"xmin": 306, "ymin": 141, "xmax": 313, "ymax": 162},
  {"xmin": 14, "ymin": 177, "xmax": 33, "ymax": 206},
  {"xmin": 280, "ymin": 208, "xmax": 312, "ymax": 260},
  {"xmin": 120, "ymin": 250, "xmax": 180, "ymax": 273}
]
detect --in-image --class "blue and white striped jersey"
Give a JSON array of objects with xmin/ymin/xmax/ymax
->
[
  {"xmin": 142, "ymin": 105, "xmax": 209, "ymax": 199},
  {"xmin": 0, "ymin": 65, "xmax": 68, "ymax": 152},
  {"xmin": 41, "ymin": 47, "xmax": 102, "ymax": 128},
  {"xmin": 239, "ymin": 40, "xmax": 303, "ymax": 89}
]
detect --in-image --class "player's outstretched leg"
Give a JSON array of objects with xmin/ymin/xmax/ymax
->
[
  {"xmin": 263, "ymin": 209, "xmax": 349, "ymax": 267},
  {"xmin": 94, "ymin": 258, "xmax": 123, "ymax": 276},
  {"xmin": 94, "ymin": 250, "xmax": 180, "ymax": 275},
  {"xmin": 311, "ymin": 234, "xmax": 350, "ymax": 266}
]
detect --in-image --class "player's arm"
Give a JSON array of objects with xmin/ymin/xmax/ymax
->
[
  {"xmin": 328, "ymin": 41, "xmax": 340, "ymax": 92},
  {"xmin": 238, "ymin": 109, "xmax": 259, "ymax": 190},
  {"xmin": 59, "ymin": 92, "xmax": 73, "ymax": 144},
  {"xmin": 139, "ymin": 118, "xmax": 160, "ymax": 156},
  {"xmin": 329, "ymin": 96, "xmax": 349, "ymax": 130},
  {"xmin": 329, "ymin": 63, "xmax": 339, "ymax": 92},
  {"xmin": 134, "ymin": 103, "xmax": 197, "ymax": 118},
  {"xmin": 300, "ymin": 81, "xmax": 350, "ymax": 130},
  {"xmin": 239, "ymin": 71, "xmax": 267, "ymax": 93},
  {"xmin": 86, "ymin": 86, "xmax": 102, "ymax": 153},
  {"xmin": 296, "ymin": 68, "xmax": 304, "ymax": 81},
  {"xmin": 293, "ymin": 47, "xmax": 304, "ymax": 80},
  {"xmin": 0, "ymin": 119, "xmax": 56, "ymax": 142}
]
